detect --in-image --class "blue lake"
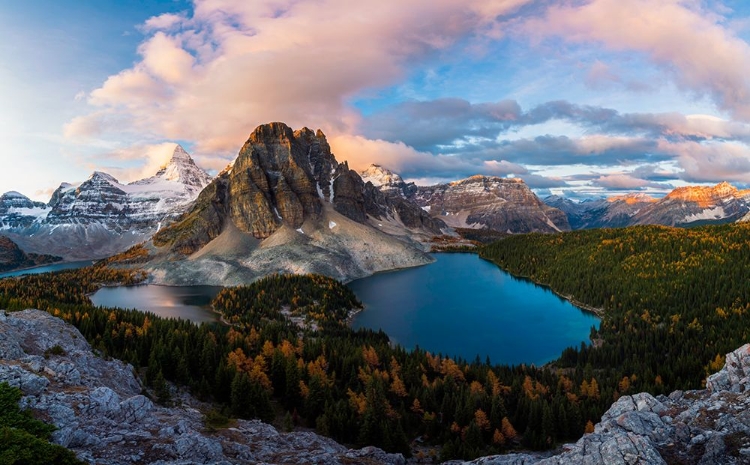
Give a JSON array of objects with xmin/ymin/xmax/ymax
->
[
  {"xmin": 348, "ymin": 253, "xmax": 599, "ymax": 366},
  {"xmin": 0, "ymin": 261, "xmax": 94, "ymax": 278}
]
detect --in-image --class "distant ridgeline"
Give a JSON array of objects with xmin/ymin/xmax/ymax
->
[
  {"xmin": 1, "ymin": 223, "xmax": 748, "ymax": 461},
  {"xmin": 480, "ymin": 223, "xmax": 750, "ymax": 390}
]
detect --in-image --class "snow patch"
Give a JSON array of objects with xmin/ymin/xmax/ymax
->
[
  {"xmin": 545, "ymin": 217, "xmax": 561, "ymax": 232},
  {"xmin": 421, "ymin": 206, "xmax": 431, "ymax": 212},
  {"xmin": 328, "ymin": 221, "xmax": 337, "ymax": 229},
  {"xmin": 273, "ymin": 207, "xmax": 282, "ymax": 220},
  {"xmin": 296, "ymin": 228, "xmax": 305, "ymax": 234},
  {"xmin": 685, "ymin": 206, "xmax": 727, "ymax": 222}
]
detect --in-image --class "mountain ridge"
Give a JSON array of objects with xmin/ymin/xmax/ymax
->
[
  {"xmin": 141, "ymin": 123, "xmax": 441, "ymax": 285},
  {"xmin": 0, "ymin": 144, "xmax": 212, "ymax": 260},
  {"xmin": 545, "ymin": 181, "xmax": 750, "ymax": 229}
]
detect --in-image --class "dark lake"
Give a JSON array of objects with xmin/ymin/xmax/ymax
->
[
  {"xmin": 0, "ymin": 260, "xmax": 94, "ymax": 278},
  {"xmin": 90, "ymin": 285, "xmax": 223, "ymax": 324},
  {"xmin": 348, "ymin": 253, "xmax": 599, "ymax": 366}
]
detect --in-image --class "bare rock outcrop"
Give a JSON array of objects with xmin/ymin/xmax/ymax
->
[
  {"xmin": 452, "ymin": 343, "xmax": 750, "ymax": 465},
  {"xmin": 0, "ymin": 309, "xmax": 405, "ymax": 465}
]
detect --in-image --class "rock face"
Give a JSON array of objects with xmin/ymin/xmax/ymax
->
[
  {"xmin": 146, "ymin": 123, "xmax": 441, "ymax": 285},
  {"xmin": 0, "ymin": 309, "xmax": 405, "ymax": 465},
  {"xmin": 408, "ymin": 175, "xmax": 569, "ymax": 233},
  {"xmin": 545, "ymin": 194, "xmax": 657, "ymax": 230},
  {"xmin": 1, "ymin": 145, "xmax": 211, "ymax": 260},
  {"xmin": 633, "ymin": 182, "xmax": 750, "ymax": 226},
  {"xmin": 0, "ymin": 191, "xmax": 49, "ymax": 229},
  {"xmin": 452, "ymin": 344, "xmax": 750, "ymax": 465},
  {"xmin": 0, "ymin": 235, "xmax": 61, "ymax": 272},
  {"xmin": 547, "ymin": 182, "xmax": 750, "ymax": 230}
]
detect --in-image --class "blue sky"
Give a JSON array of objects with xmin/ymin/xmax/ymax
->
[{"xmin": 3, "ymin": 0, "xmax": 750, "ymax": 200}]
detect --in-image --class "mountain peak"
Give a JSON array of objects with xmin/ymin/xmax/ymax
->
[
  {"xmin": 248, "ymin": 122, "xmax": 295, "ymax": 144},
  {"xmin": 359, "ymin": 164, "xmax": 405, "ymax": 187},
  {"xmin": 171, "ymin": 144, "xmax": 192, "ymax": 162},
  {"xmin": 666, "ymin": 182, "xmax": 740, "ymax": 206},
  {"xmin": 153, "ymin": 145, "xmax": 212, "ymax": 189},
  {"xmin": 607, "ymin": 193, "xmax": 657, "ymax": 205},
  {"xmin": 1, "ymin": 191, "xmax": 30, "ymax": 200},
  {"xmin": 89, "ymin": 171, "xmax": 120, "ymax": 185}
]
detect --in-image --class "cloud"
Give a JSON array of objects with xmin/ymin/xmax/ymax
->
[
  {"xmin": 141, "ymin": 12, "xmax": 188, "ymax": 32},
  {"xmin": 87, "ymin": 142, "xmax": 181, "ymax": 183},
  {"xmin": 522, "ymin": 0, "xmax": 750, "ymax": 120},
  {"xmin": 70, "ymin": 0, "xmax": 532, "ymax": 159},
  {"xmin": 330, "ymin": 134, "xmax": 500, "ymax": 179},
  {"xmin": 584, "ymin": 61, "xmax": 620, "ymax": 89},
  {"xmin": 662, "ymin": 140, "xmax": 750, "ymax": 183},
  {"xmin": 519, "ymin": 174, "xmax": 570, "ymax": 189},
  {"xmin": 591, "ymin": 173, "xmax": 671, "ymax": 190}
]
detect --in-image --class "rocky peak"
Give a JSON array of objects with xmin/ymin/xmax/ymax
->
[
  {"xmin": 151, "ymin": 145, "xmax": 212, "ymax": 190},
  {"xmin": 360, "ymin": 164, "xmax": 406, "ymax": 188},
  {"xmin": 412, "ymin": 176, "xmax": 569, "ymax": 232},
  {"xmin": 247, "ymin": 121, "xmax": 296, "ymax": 145},
  {"xmin": 607, "ymin": 193, "xmax": 657, "ymax": 205},
  {"xmin": 665, "ymin": 182, "xmax": 742, "ymax": 206},
  {"xmin": 0, "ymin": 191, "xmax": 46, "ymax": 213}
]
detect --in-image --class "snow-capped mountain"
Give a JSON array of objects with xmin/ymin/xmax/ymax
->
[
  {"xmin": 545, "ymin": 182, "xmax": 750, "ymax": 229},
  {"xmin": 142, "ymin": 123, "xmax": 444, "ymax": 285},
  {"xmin": 1, "ymin": 145, "xmax": 212, "ymax": 260},
  {"xmin": 360, "ymin": 165, "xmax": 569, "ymax": 233},
  {"xmin": 633, "ymin": 182, "xmax": 750, "ymax": 226},
  {"xmin": 0, "ymin": 191, "xmax": 49, "ymax": 229},
  {"xmin": 545, "ymin": 193, "xmax": 657, "ymax": 230},
  {"xmin": 359, "ymin": 164, "xmax": 417, "ymax": 197}
]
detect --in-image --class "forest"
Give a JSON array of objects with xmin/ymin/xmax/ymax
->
[{"xmin": 1, "ymin": 223, "xmax": 748, "ymax": 461}]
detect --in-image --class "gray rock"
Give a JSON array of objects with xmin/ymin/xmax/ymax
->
[
  {"xmin": 707, "ymin": 344, "xmax": 750, "ymax": 393},
  {"xmin": 0, "ymin": 364, "xmax": 49, "ymax": 395},
  {"xmin": 118, "ymin": 395, "xmax": 153, "ymax": 423}
]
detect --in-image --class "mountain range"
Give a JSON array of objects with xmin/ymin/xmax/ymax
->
[
  {"xmin": 546, "ymin": 181, "xmax": 750, "ymax": 229},
  {"xmin": 0, "ymin": 145, "xmax": 211, "ymax": 260},
  {"xmin": 3, "ymin": 122, "xmax": 750, "ymax": 280},
  {"xmin": 140, "ymin": 123, "xmax": 445, "ymax": 285}
]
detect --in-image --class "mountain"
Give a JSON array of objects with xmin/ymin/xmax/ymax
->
[
  {"xmin": 545, "ymin": 193, "xmax": 657, "ymax": 230},
  {"xmin": 546, "ymin": 182, "xmax": 750, "ymax": 229},
  {"xmin": 359, "ymin": 165, "xmax": 569, "ymax": 233},
  {"xmin": 0, "ymin": 235, "xmax": 61, "ymax": 272},
  {"xmin": 0, "ymin": 191, "xmax": 50, "ymax": 231},
  {"xmin": 0, "ymin": 145, "xmax": 211, "ymax": 260},
  {"xmin": 142, "ymin": 123, "xmax": 441, "ymax": 285},
  {"xmin": 633, "ymin": 182, "xmax": 750, "ymax": 226}
]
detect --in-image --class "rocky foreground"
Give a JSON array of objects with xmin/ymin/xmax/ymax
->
[
  {"xmin": 1, "ymin": 309, "xmax": 749, "ymax": 464},
  {"xmin": 452, "ymin": 345, "xmax": 750, "ymax": 465},
  {"xmin": 0, "ymin": 309, "xmax": 404, "ymax": 465}
]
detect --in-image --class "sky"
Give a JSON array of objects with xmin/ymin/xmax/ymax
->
[{"xmin": 4, "ymin": 0, "xmax": 750, "ymax": 201}]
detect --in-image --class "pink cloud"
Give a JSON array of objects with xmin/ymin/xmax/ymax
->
[
  {"xmin": 660, "ymin": 139, "xmax": 750, "ymax": 183},
  {"xmin": 523, "ymin": 0, "xmax": 750, "ymax": 120},
  {"xmin": 69, "ymin": 0, "xmax": 530, "ymax": 164}
]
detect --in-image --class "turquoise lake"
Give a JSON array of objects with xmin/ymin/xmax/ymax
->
[
  {"xmin": 348, "ymin": 253, "xmax": 599, "ymax": 366},
  {"xmin": 0, "ymin": 260, "xmax": 94, "ymax": 279}
]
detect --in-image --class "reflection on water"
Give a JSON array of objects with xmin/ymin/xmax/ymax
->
[
  {"xmin": 348, "ymin": 253, "xmax": 600, "ymax": 366},
  {"xmin": 90, "ymin": 285, "xmax": 223, "ymax": 324}
]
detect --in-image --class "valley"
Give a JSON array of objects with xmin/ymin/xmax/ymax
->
[
  {"xmin": 3, "ymin": 124, "xmax": 750, "ymax": 463},
  {"xmin": 2, "ymin": 221, "xmax": 750, "ymax": 463}
]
